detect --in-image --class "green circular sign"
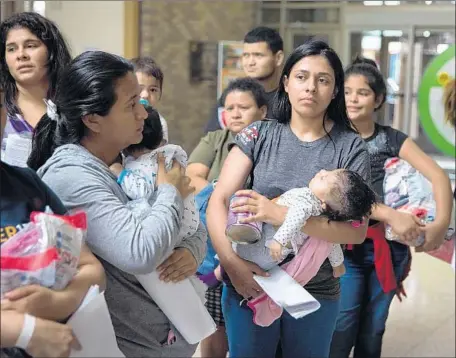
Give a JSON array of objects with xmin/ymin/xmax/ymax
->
[{"xmin": 418, "ymin": 44, "xmax": 455, "ymax": 157}]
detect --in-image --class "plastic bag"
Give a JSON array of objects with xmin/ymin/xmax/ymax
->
[
  {"xmin": 383, "ymin": 158, "xmax": 453, "ymax": 246},
  {"xmin": 1, "ymin": 209, "xmax": 87, "ymax": 298}
]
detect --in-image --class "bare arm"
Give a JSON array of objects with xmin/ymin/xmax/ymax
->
[
  {"xmin": 47, "ymin": 243, "xmax": 106, "ymax": 320},
  {"xmin": 1, "ymin": 311, "xmax": 25, "ymax": 347},
  {"xmin": 270, "ymin": 195, "xmax": 367, "ymax": 244},
  {"xmin": 186, "ymin": 163, "xmax": 211, "ymax": 195},
  {"xmin": 1, "ymin": 311, "xmax": 79, "ymax": 357},
  {"xmin": 399, "ymin": 138, "xmax": 453, "ymax": 226},
  {"xmin": 301, "ymin": 216, "xmax": 367, "ymax": 244},
  {"xmin": 207, "ymin": 147, "xmax": 251, "ymax": 266}
]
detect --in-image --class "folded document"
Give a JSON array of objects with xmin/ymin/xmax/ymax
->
[
  {"xmin": 254, "ymin": 266, "xmax": 320, "ymax": 319},
  {"xmin": 68, "ymin": 285, "xmax": 124, "ymax": 357}
]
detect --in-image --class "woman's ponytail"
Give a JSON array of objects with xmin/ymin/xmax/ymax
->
[{"xmin": 27, "ymin": 114, "xmax": 57, "ymax": 170}]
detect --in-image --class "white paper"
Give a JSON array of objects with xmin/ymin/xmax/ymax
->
[
  {"xmin": 67, "ymin": 287, "xmax": 124, "ymax": 357},
  {"xmin": 3, "ymin": 134, "xmax": 32, "ymax": 167},
  {"xmin": 254, "ymin": 266, "xmax": 320, "ymax": 319},
  {"xmin": 136, "ymin": 271, "xmax": 216, "ymax": 344},
  {"xmin": 75, "ymin": 285, "xmax": 100, "ymax": 312}
]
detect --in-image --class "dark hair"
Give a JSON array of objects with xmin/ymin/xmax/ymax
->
[
  {"xmin": 130, "ymin": 56, "xmax": 164, "ymax": 93},
  {"xmin": 28, "ymin": 51, "xmax": 134, "ymax": 170},
  {"xmin": 273, "ymin": 40, "xmax": 355, "ymax": 134},
  {"xmin": 220, "ymin": 77, "xmax": 267, "ymax": 109},
  {"xmin": 125, "ymin": 106, "xmax": 163, "ymax": 154},
  {"xmin": 0, "ymin": 12, "xmax": 72, "ymax": 116},
  {"xmin": 345, "ymin": 55, "xmax": 387, "ymax": 111},
  {"xmin": 244, "ymin": 26, "xmax": 283, "ymax": 54},
  {"xmin": 322, "ymin": 170, "xmax": 377, "ymax": 222}
]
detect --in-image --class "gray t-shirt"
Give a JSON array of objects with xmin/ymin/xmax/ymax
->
[{"xmin": 234, "ymin": 120, "xmax": 371, "ymax": 299}]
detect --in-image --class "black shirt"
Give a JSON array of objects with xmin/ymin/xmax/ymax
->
[
  {"xmin": 361, "ymin": 124, "xmax": 409, "ymax": 256},
  {"xmin": 364, "ymin": 123, "xmax": 408, "ymax": 201},
  {"xmin": 204, "ymin": 89, "xmax": 277, "ymax": 133}
]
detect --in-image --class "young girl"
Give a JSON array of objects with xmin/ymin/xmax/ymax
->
[
  {"xmin": 330, "ymin": 56, "xmax": 453, "ymax": 358},
  {"xmin": 229, "ymin": 168, "xmax": 377, "ymax": 278},
  {"xmin": 0, "ymin": 12, "xmax": 71, "ymax": 167}
]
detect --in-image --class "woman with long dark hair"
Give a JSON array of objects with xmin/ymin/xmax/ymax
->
[
  {"xmin": 0, "ymin": 12, "xmax": 71, "ymax": 166},
  {"xmin": 27, "ymin": 50, "xmax": 207, "ymax": 357},
  {"xmin": 206, "ymin": 40, "xmax": 371, "ymax": 358},
  {"xmin": 330, "ymin": 57, "xmax": 453, "ymax": 358}
]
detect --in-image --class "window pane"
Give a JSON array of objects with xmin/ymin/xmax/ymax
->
[{"xmin": 287, "ymin": 8, "xmax": 339, "ymax": 23}]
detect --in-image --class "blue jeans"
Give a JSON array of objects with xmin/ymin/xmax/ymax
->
[
  {"xmin": 330, "ymin": 240, "xmax": 410, "ymax": 358},
  {"xmin": 222, "ymin": 284, "xmax": 340, "ymax": 358}
]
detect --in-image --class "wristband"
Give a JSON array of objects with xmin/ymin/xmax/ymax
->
[{"xmin": 15, "ymin": 314, "xmax": 36, "ymax": 350}]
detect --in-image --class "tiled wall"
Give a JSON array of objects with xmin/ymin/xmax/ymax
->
[{"xmin": 140, "ymin": 0, "xmax": 257, "ymax": 152}]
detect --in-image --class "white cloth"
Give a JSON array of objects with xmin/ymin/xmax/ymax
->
[
  {"xmin": 234, "ymin": 187, "xmax": 343, "ymax": 269},
  {"xmin": 159, "ymin": 114, "xmax": 169, "ymax": 144},
  {"xmin": 119, "ymin": 144, "xmax": 199, "ymax": 239}
]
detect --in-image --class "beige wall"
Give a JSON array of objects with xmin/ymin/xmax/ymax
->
[
  {"xmin": 45, "ymin": 1, "xmax": 125, "ymax": 57},
  {"xmin": 140, "ymin": 0, "xmax": 257, "ymax": 152}
]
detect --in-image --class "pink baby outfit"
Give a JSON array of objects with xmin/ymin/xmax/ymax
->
[{"xmin": 247, "ymin": 237, "xmax": 332, "ymax": 327}]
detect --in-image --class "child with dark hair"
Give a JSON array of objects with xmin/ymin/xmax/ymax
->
[
  {"xmin": 111, "ymin": 106, "xmax": 199, "ymax": 239},
  {"xmin": 330, "ymin": 55, "xmax": 453, "ymax": 358},
  {"xmin": 124, "ymin": 106, "xmax": 164, "ymax": 155},
  {"xmin": 232, "ymin": 168, "xmax": 377, "ymax": 277},
  {"xmin": 131, "ymin": 56, "xmax": 169, "ymax": 144}
]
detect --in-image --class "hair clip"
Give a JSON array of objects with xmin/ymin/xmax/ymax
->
[{"xmin": 44, "ymin": 99, "xmax": 60, "ymax": 122}]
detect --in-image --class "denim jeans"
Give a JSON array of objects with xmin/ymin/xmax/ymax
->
[
  {"xmin": 222, "ymin": 284, "xmax": 340, "ymax": 358},
  {"xmin": 329, "ymin": 240, "xmax": 410, "ymax": 358}
]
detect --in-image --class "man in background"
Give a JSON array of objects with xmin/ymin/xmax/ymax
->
[{"xmin": 204, "ymin": 26, "xmax": 284, "ymax": 133}]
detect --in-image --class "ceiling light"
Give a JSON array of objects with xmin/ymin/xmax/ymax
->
[{"xmin": 363, "ymin": 1, "xmax": 384, "ymax": 6}]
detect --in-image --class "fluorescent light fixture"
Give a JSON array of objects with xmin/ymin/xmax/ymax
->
[
  {"xmin": 33, "ymin": 1, "xmax": 46, "ymax": 15},
  {"xmin": 425, "ymin": 1, "xmax": 433, "ymax": 5},
  {"xmin": 388, "ymin": 41, "xmax": 402, "ymax": 54},
  {"xmin": 437, "ymin": 44, "xmax": 449, "ymax": 54},
  {"xmin": 423, "ymin": 30, "xmax": 431, "ymax": 38},
  {"xmin": 362, "ymin": 36, "xmax": 382, "ymax": 50},
  {"xmin": 385, "ymin": 1, "xmax": 400, "ymax": 5},
  {"xmin": 363, "ymin": 1, "xmax": 384, "ymax": 6},
  {"xmin": 383, "ymin": 30, "xmax": 403, "ymax": 37}
]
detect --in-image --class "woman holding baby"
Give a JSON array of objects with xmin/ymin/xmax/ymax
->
[
  {"xmin": 26, "ymin": 51, "xmax": 207, "ymax": 357},
  {"xmin": 207, "ymin": 40, "xmax": 371, "ymax": 358}
]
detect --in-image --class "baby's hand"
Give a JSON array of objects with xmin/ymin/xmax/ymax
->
[{"xmin": 269, "ymin": 241, "xmax": 284, "ymax": 262}]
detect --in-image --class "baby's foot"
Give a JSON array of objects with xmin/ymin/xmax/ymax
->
[{"xmin": 332, "ymin": 264, "xmax": 346, "ymax": 278}]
